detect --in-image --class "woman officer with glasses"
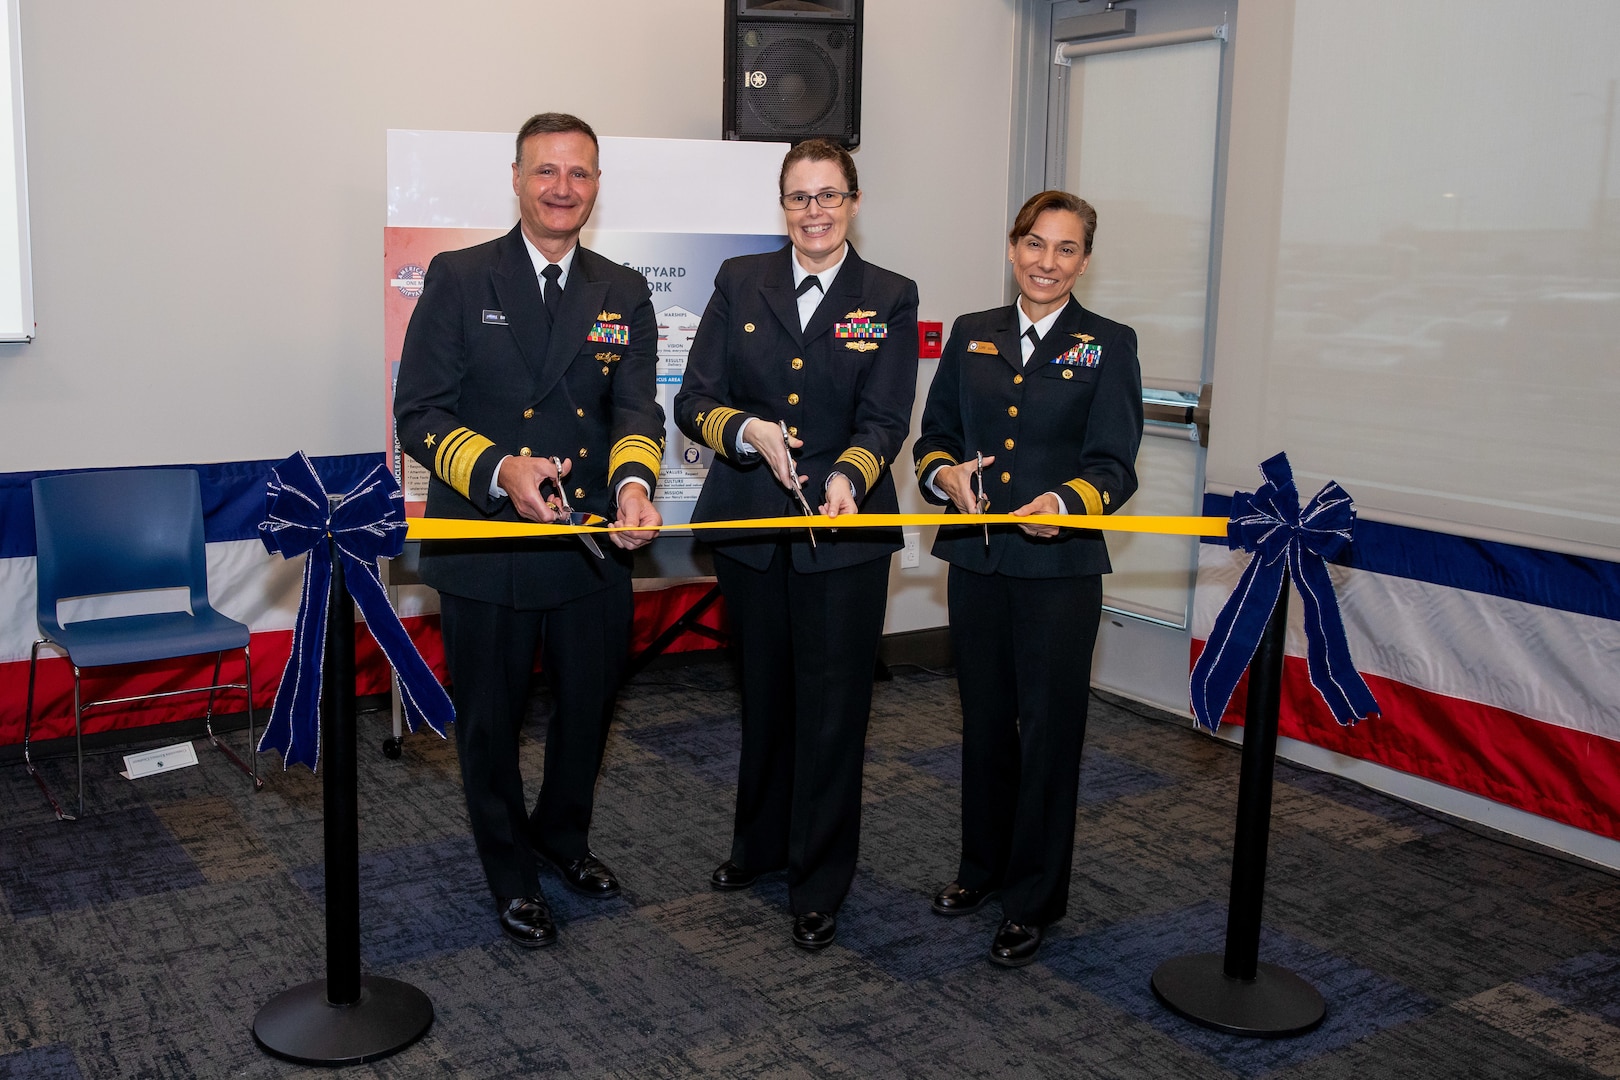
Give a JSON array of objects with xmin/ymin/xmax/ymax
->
[
  {"xmin": 913, "ymin": 190, "xmax": 1142, "ymax": 968},
  {"xmin": 675, "ymin": 138, "xmax": 919, "ymax": 952}
]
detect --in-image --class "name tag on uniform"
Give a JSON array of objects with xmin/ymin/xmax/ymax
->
[
  {"xmin": 482, "ymin": 309, "xmax": 508, "ymax": 325},
  {"xmin": 966, "ymin": 340, "xmax": 999, "ymax": 355}
]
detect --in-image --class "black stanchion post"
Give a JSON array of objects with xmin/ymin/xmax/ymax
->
[
  {"xmin": 1149, "ymin": 571, "xmax": 1327, "ymax": 1038},
  {"xmin": 253, "ymin": 527, "xmax": 434, "ymax": 1066},
  {"xmin": 323, "ymin": 544, "xmax": 362, "ymax": 1006},
  {"xmin": 1224, "ymin": 569, "xmax": 1288, "ymax": 982}
]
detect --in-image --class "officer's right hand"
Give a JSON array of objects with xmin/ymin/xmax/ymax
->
[
  {"xmin": 743, "ymin": 418, "xmax": 808, "ymax": 492},
  {"xmin": 936, "ymin": 456, "xmax": 993, "ymax": 516},
  {"xmin": 497, "ymin": 455, "xmax": 570, "ymax": 523}
]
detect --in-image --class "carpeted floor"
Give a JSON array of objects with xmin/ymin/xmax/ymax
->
[{"xmin": 3, "ymin": 656, "xmax": 1619, "ymax": 1078}]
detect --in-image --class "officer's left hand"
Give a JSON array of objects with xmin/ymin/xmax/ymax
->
[
  {"xmin": 611, "ymin": 485, "xmax": 662, "ymax": 550},
  {"xmin": 820, "ymin": 473, "xmax": 858, "ymax": 519},
  {"xmin": 1010, "ymin": 492, "xmax": 1063, "ymax": 538}
]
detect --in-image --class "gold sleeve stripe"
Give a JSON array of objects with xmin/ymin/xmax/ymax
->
[
  {"xmin": 914, "ymin": 451, "xmax": 955, "ymax": 481},
  {"xmin": 434, "ymin": 427, "xmax": 495, "ymax": 500},
  {"xmin": 610, "ymin": 435, "xmax": 663, "ymax": 478},
  {"xmin": 701, "ymin": 406, "xmax": 744, "ymax": 457},
  {"xmin": 837, "ymin": 447, "xmax": 882, "ymax": 492},
  {"xmin": 1065, "ymin": 478, "xmax": 1104, "ymax": 516}
]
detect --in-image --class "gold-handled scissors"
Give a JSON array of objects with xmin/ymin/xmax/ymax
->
[
  {"xmin": 548, "ymin": 456, "xmax": 605, "ymax": 560},
  {"xmin": 975, "ymin": 451, "xmax": 990, "ymax": 548},
  {"xmin": 780, "ymin": 420, "xmax": 817, "ymax": 549}
]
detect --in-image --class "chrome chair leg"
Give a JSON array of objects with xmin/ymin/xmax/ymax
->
[
  {"xmin": 72, "ymin": 664, "xmax": 85, "ymax": 821},
  {"xmin": 204, "ymin": 649, "xmax": 261, "ymax": 789},
  {"xmin": 244, "ymin": 643, "xmax": 261, "ymax": 790},
  {"xmin": 23, "ymin": 638, "xmax": 75, "ymax": 822}
]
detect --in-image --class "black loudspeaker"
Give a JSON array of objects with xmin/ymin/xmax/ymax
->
[{"xmin": 723, "ymin": 0, "xmax": 863, "ymax": 148}]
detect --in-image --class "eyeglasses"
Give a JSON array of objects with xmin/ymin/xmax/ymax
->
[{"xmin": 780, "ymin": 191, "xmax": 856, "ymax": 210}]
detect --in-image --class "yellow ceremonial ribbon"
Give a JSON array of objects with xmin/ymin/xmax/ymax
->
[{"xmin": 406, "ymin": 512, "xmax": 1229, "ymax": 541}]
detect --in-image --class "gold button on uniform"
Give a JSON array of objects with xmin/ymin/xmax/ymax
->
[
  {"xmin": 791, "ymin": 357, "xmax": 803, "ymax": 370},
  {"xmin": 788, "ymin": 426, "xmax": 798, "ymax": 436},
  {"xmin": 788, "ymin": 393, "xmax": 800, "ymax": 405},
  {"xmin": 519, "ymin": 447, "xmax": 532, "ymax": 457},
  {"xmin": 1013, "ymin": 374, "xmax": 1024, "ymax": 384},
  {"xmin": 523, "ymin": 408, "xmax": 534, "ymax": 419},
  {"xmin": 1004, "ymin": 438, "xmax": 1015, "ymax": 450},
  {"xmin": 576, "ymin": 408, "xmax": 585, "ymax": 417},
  {"xmin": 574, "ymin": 488, "xmax": 585, "ymax": 499},
  {"xmin": 1062, "ymin": 369, "xmax": 1073, "ymax": 380},
  {"xmin": 744, "ymin": 323, "xmax": 756, "ymax": 333},
  {"xmin": 578, "ymin": 448, "xmax": 588, "ymax": 458},
  {"xmin": 1007, "ymin": 406, "xmax": 1018, "ymax": 418},
  {"xmin": 1000, "ymin": 472, "xmax": 1011, "ymax": 484}
]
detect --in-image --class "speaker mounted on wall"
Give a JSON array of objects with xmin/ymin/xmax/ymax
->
[{"xmin": 723, "ymin": 0, "xmax": 863, "ymax": 149}]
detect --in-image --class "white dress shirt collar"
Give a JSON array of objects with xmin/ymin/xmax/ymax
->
[
  {"xmin": 792, "ymin": 243, "xmax": 848, "ymax": 330},
  {"xmin": 1017, "ymin": 299, "xmax": 1067, "ymax": 364},
  {"xmin": 521, "ymin": 233, "xmax": 577, "ymax": 293}
]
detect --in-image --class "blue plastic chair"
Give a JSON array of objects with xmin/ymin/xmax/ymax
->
[{"xmin": 25, "ymin": 468, "xmax": 260, "ymax": 820}]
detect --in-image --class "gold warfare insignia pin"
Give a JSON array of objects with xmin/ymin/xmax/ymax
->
[
  {"xmin": 1076, "ymin": 334, "xmax": 1094, "ymax": 343},
  {"xmin": 597, "ymin": 310, "xmax": 621, "ymax": 322},
  {"xmin": 846, "ymin": 308, "xmax": 876, "ymax": 319},
  {"xmin": 845, "ymin": 341, "xmax": 879, "ymax": 352},
  {"xmin": 595, "ymin": 352, "xmax": 621, "ymax": 363}
]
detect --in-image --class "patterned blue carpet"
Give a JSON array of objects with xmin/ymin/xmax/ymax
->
[{"xmin": 2, "ymin": 657, "xmax": 1618, "ymax": 1078}]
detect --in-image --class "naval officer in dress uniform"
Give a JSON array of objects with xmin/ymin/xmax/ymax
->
[
  {"xmin": 674, "ymin": 138, "xmax": 919, "ymax": 951},
  {"xmin": 394, "ymin": 112, "xmax": 664, "ymax": 947},
  {"xmin": 913, "ymin": 189, "xmax": 1142, "ymax": 967}
]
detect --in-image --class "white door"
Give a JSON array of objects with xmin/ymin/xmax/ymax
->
[{"xmin": 1042, "ymin": 1, "xmax": 1228, "ymax": 712}]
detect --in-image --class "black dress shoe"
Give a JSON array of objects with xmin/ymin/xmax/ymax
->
[
  {"xmin": 542, "ymin": 850, "xmax": 621, "ymax": 898},
  {"xmin": 498, "ymin": 896, "xmax": 556, "ymax": 948},
  {"xmin": 710, "ymin": 860, "xmax": 781, "ymax": 891},
  {"xmin": 932, "ymin": 880, "xmax": 998, "ymax": 916},
  {"xmin": 791, "ymin": 911, "xmax": 837, "ymax": 951},
  {"xmin": 989, "ymin": 919, "xmax": 1043, "ymax": 968}
]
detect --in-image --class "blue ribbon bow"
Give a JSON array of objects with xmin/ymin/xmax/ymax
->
[
  {"xmin": 1189, "ymin": 452, "xmax": 1379, "ymax": 734},
  {"xmin": 257, "ymin": 452, "xmax": 453, "ymax": 770}
]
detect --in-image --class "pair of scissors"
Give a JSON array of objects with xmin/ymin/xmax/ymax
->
[
  {"xmin": 780, "ymin": 420, "xmax": 817, "ymax": 549},
  {"xmin": 975, "ymin": 451, "xmax": 990, "ymax": 548},
  {"xmin": 546, "ymin": 456, "xmax": 605, "ymax": 560}
]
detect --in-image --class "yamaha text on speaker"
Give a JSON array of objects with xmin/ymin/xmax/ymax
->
[{"xmin": 723, "ymin": 0, "xmax": 863, "ymax": 149}]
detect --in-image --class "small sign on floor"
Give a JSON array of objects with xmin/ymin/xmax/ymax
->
[{"xmin": 120, "ymin": 741, "xmax": 200, "ymax": 780}]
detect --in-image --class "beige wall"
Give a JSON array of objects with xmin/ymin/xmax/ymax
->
[{"xmin": 0, "ymin": 0, "xmax": 1021, "ymax": 632}]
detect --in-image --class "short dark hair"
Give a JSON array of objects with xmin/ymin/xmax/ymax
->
[
  {"xmin": 515, "ymin": 112, "xmax": 599, "ymax": 167},
  {"xmin": 778, "ymin": 138, "xmax": 858, "ymax": 196},
  {"xmin": 1008, "ymin": 190, "xmax": 1097, "ymax": 255}
]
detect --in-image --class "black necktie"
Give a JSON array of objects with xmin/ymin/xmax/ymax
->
[
  {"xmin": 796, "ymin": 274, "xmax": 822, "ymax": 297},
  {"xmin": 1023, "ymin": 326, "xmax": 1041, "ymax": 364},
  {"xmin": 541, "ymin": 263, "xmax": 563, "ymax": 324}
]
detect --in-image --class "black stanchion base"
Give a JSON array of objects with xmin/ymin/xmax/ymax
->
[
  {"xmin": 1151, "ymin": 953, "xmax": 1325, "ymax": 1039},
  {"xmin": 253, "ymin": 976, "xmax": 433, "ymax": 1066}
]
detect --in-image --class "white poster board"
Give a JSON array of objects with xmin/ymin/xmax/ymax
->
[{"xmin": 0, "ymin": 0, "xmax": 32, "ymax": 342}]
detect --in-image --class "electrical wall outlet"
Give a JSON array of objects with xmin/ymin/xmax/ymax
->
[{"xmin": 900, "ymin": 528, "xmax": 921, "ymax": 568}]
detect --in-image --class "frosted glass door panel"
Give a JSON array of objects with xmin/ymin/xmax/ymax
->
[
  {"xmin": 1101, "ymin": 434, "xmax": 1201, "ymax": 628},
  {"xmin": 1064, "ymin": 40, "xmax": 1220, "ymax": 388}
]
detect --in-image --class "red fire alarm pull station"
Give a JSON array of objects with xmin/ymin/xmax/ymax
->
[{"xmin": 918, "ymin": 321, "xmax": 943, "ymax": 359}]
